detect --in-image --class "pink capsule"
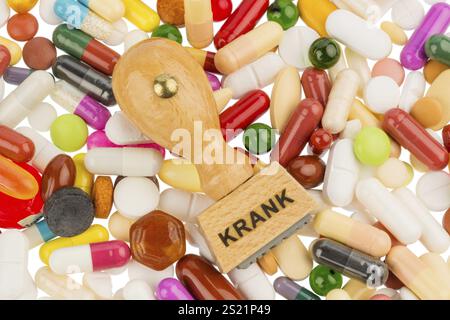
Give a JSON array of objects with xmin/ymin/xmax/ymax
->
[
  {"xmin": 87, "ymin": 130, "xmax": 166, "ymax": 158},
  {"xmin": 156, "ymin": 278, "xmax": 195, "ymax": 300},
  {"xmin": 48, "ymin": 240, "xmax": 131, "ymax": 274}
]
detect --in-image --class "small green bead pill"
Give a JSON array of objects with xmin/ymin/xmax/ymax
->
[
  {"xmin": 50, "ymin": 114, "xmax": 88, "ymax": 152},
  {"xmin": 151, "ymin": 24, "xmax": 183, "ymax": 44},
  {"xmin": 267, "ymin": 0, "xmax": 299, "ymax": 30},
  {"xmin": 354, "ymin": 127, "xmax": 391, "ymax": 166},
  {"xmin": 308, "ymin": 37, "xmax": 341, "ymax": 69},
  {"xmin": 425, "ymin": 34, "xmax": 450, "ymax": 67},
  {"xmin": 309, "ymin": 265, "xmax": 343, "ymax": 296},
  {"xmin": 243, "ymin": 123, "xmax": 275, "ymax": 155}
]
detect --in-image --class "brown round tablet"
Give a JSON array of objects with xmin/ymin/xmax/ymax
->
[
  {"xmin": 424, "ymin": 60, "xmax": 449, "ymax": 84},
  {"xmin": 443, "ymin": 208, "xmax": 450, "ymax": 235},
  {"xmin": 410, "ymin": 97, "xmax": 443, "ymax": 128},
  {"xmin": 157, "ymin": 0, "xmax": 185, "ymax": 26},
  {"xmin": 92, "ymin": 176, "xmax": 113, "ymax": 219},
  {"xmin": 23, "ymin": 37, "xmax": 57, "ymax": 70},
  {"xmin": 7, "ymin": 13, "xmax": 38, "ymax": 41}
]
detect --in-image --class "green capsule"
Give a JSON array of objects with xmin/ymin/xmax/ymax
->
[
  {"xmin": 309, "ymin": 265, "xmax": 343, "ymax": 296},
  {"xmin": 267, "ymin": 0, "xmax": 299, "ymax": 30},
  {"xmin": 309, "ymin": 37, "xmax": 341, "ymax": 69},
  {"xmin": 243, "ymin": 123, "xmax": 275, "ymax": 155},
  {"xmin": 52, "ymin": 24, "xmax": 91, "ymax": 60},
  {"xmin": 151, "ymin": 24, "xmax": 183, "ymax": 44},
  {"xmin": 425, "ymin": 34, "xmax": 450, "ymax": 67}
]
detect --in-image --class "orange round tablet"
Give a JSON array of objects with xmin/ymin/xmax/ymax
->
[
  {"xmin": 410, "ymin": 97, "xmax": 443, "ymax": 128},
  {"xmin": 7, "ymin": 13, "xmax": 38, "ymax": 41},
  {"xmin": 424, "ymin": 60, "xmax": 449, "ymax": 84},
  {"xmin": 372, "ymin": 58, "xmax": 405, "ymax": 86}
]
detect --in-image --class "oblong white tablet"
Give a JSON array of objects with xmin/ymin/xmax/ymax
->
[
  {"xmin": 364, "ymin": 76, "xmax": 400, "ymax": 114},
  {"xmin": 323, "ymin": 139, "xmax": 360, "ymax": 207},
  {"xmin": 122, "ymin": 280, "xmax": 155, "ymax": 300},
  {"xmin": 278, "ymin": 26, "xmax": 319, "ymax": 70},
  {"xmin": 114, "ymin": 177, "xmax": 160, "ymax": 219},
  {"xmin": 27, "ymin": 102, "xmax": 57, "ymax": 132},
  {"xmin": 222, "ymin": 53, "xmax": 285, "ymax": 99},
  {"xmin": 83, "ymin": 272, "xmax": 113, "ymax": 300},
  {"xmin": 399, "ymin": 71, "xmax": 426, "ymax": 112},
  {"xmin": 416, "ymin": 171, "xmax": 450, "ymax": 212},
  {"xmin": 394, "ymin": 188, "xmax": 450, "ymax": 253},
  {"xmin": 0, "ymin": 231, "xmax": 28, "ymax": 299},
  {"xmin": 326, "ymin": 9, "xmax": 392, "ymax": 60},
  {"xmin": 356, "ymin": 178, "xmax": 422, "ymax": 244}
]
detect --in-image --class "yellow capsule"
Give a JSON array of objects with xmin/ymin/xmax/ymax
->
[
  {"xmin": 158, "ymin": 159, "xmax": 202, "ymax": 193},
  {"xmin": 184, "ymin": 0, "xmax": 214, "ymax": 49},
  {"xmin": 7, "ymin": 0, "xmax": 37, "ymax": 13},
  {"xmin": 380, "ymin": 21, "xmax": 408, "ymax": 46},
  {"xmin": 122, "ymin": 0, "xmax": 160, "ymax": 32},
  {"xmin": 297, "ymin": 0, "xmax": 337, "ymax": 36},
  {"xmin": 0, "ymin": 36, "xmax": 21, "ymax": 65},
  {"xmin": 39, "ymin": 225, "xmax": 109, "ymax": 265},
  {"xmin": 73, "ymin": 153, "xmax": 94, "ymax": 195}
]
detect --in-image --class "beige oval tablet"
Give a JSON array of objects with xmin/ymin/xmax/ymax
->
[
  {"xmin": 108, "ymin": 212, "xmax": 135, "ymax": 242},
  {"xmin": 380, "ymin": 21, "xmax": 408, "ymax": 46},
  {"xmin": 270, "ymin": 66, "xmax": 301, "ymax": 133},
  {"xmin": 426, "ymin": 69, "xmax": 450, "ymax": 130},
  {"xmin": 256, "ymin": 251, "xmax": 278, "ymax": 275},
  {"xmin": 376, "ymin": 158, "xmax": 412, "ymax": 188},
  {"xmin": 411, "ymin": 97, "xmax": 443, "ymax": 128}
]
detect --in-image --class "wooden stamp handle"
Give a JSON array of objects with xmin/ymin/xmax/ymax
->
[{"xmin": 112, "ymin": 39, "xmax": 253, "ymax": 200}]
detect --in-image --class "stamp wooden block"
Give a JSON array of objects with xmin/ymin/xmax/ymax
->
[{"xmin": 198, "ymin": 162, "xmax": 317, "ymax": 272}]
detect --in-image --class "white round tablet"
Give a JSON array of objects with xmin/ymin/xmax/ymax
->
[
  {"xmin": 127, "ymin": 260, "xmax": 174, "ymax": 289},
  {"xmin": 391, "ymin": 0, "xmax": 424, "ymax": 30},
  {"xmin": 278, "ymin": 26, "xmax": 319, "ymax": 70},
  {"xmin": 364, "ymin": 76, "xmax": 400, "ymax": 114},
  {"xmin": 416, "ymin": 171, "xmax": 450, "ymax": 212},
  {"xmin": 27, "ymin": 102, "xmax": 57, "ymax": 132},
  {"xmin": 114, "ymin": 177, "xmax": 160, "ymax": 219},
  {"xmin": 122, "ymin": 280, "xmax": 155, "ymax": 300}
]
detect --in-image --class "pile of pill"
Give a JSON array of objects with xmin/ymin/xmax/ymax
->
[{"xmin": 0, "ymin": 0, "xmax": 449, "ymax": 301}]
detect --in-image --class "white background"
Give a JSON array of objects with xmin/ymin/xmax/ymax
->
[{"xmin": 0, "ymin": 0, "xmax": 449, "ymax": 299}]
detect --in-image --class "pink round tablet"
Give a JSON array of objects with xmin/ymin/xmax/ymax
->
[{"xmin": 372, "ymin": 58, "xmax": 405, "ymax": 86}]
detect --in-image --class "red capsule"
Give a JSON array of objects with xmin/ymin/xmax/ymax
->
[
  {"xmin": 211, "ymin": 0, "xmax": 233, "ymax": 22},
  {"xmin": 308, "ymin": 128, "xmax": 333, "ymax": 155},
  {"xmin": 214, "ymin": 0, "xmax": 269, "ymax": 49},
  {"xmin": 383, "ymin": 108, "xmax": 448, "ymax": 170},
  {"xmin": 0, "ymin": 45, "xmax": 11, "ymax": 76},
  {"xmin": 443, "ymin": 124, "xmax": 450, "ymax": 152},
  {"xmin": 271, "ymin": 99, "xmax": 324, "ymax": 167},
  {"xmin": 220, "ymin": 90, "xmax": 270, "ymax": 141},
  {"xmin": 301, "ymin": 67, "xmax": 332, "ymax": 107},
  {"xmin": 0, "ymin": 125, "xmax": 35, "ymax": 163}
]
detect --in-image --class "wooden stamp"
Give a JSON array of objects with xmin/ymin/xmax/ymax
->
[{"xmin": 112, "ymin": 38, "xmax": 317, "ymax": 273}]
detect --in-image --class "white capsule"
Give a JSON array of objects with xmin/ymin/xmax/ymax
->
[
  {"xmin": 122, "ymin": 279, "xmax": 155, "ymax": 300},
  {"xmin": 228, "ymin": 264, "xmax": 275, "ymax": 300},
  {"xmin": 104, "ymin": 19, "xmax": 128, "ymax": 46},
  {"xmin": 84, "ymin": 147, "xmax": 163, "ymax": 176},
  {"xmin": 322, "ymin": 69, "xmax": 360, "ymax": 134},
  {"xmin": 356, "ymin": 178, "xmax": 422, "ymax": 244},
  {"xmin": 35, "ymin": 267, "xmax": 96, "ymax": 300},
  {"xmin": 105, "ymin": 112, "xmax": 152, "ymax": 145},
  {"xmin": 278, "ymin": 26, "xmax": 319, "ymax": 70},
  {"xmin": 15, "ymin": 127, "xmax": 64, "ymax": 173},
  {"xmin": 323, "ymin": 139, "xmax": 360, "ymax": 207},
  {"xmin": 27, "ymin": 102, "xmax": 57, "ymax": 132},
  {"xmin": 340, "ymin": 119, "xmax": 362, "ymax": 140},
  {"xmin": 222, "ymin": 53, "xmax": 285, "ymax": 99},
  {"xmin": 0, "ymin": 0, "xmax": 9, "ymax": 27},
  {"xmin": 124, "ymin": 30, "xmax": 149, "ymax": 52},
  {"xmin": 326, "ymin": 9, "xmax": 392, "ymax": 60},
  {"xmin": 114, "ymin": 177, "xmax": 160, "ymax": 219},
  {"xmin": 127, "ymin": 260, "xmax": 174, "ymax": 289},
  {"xmin": 399, "ymin": 71, "xmax": 426, "ymax": 112},
  {"xmin": 16, "ymin": 272, "xmax": 38, "ymax": 300},
  {"xmin": 39, "ymin": 0, "xmax": 62, "ymax": 25},
  {"xmin": 0, "ymin": 231, "xmax": 29, "ymax": 299},
  {"xmin": 416, "ymin": 171, "xmax": 450, "ymax": 212},
  {"xmin": 0, "ymin": 71, "xmax": 54, "ymax": 128},
  {"xmin": 159, "ymin": 188, "xmax": 215, "ymax": 223},
  {"xmin": 394, "ymin": 188, "xmax": 449, "ymax": 253}
]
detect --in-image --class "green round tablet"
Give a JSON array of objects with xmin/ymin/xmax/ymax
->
[
  {"xmin": 353, "ymin": 127, "xmax": 391, "ymax": 166},
  {"xmin": 267, "ymin": 0, "xmax": 299, "ymax": 30},
  {"xmin": 151, "ymin": 24, "xmax": 183, "ymax": 44},
  {"xmin": 309, "ymin": 265, "xmax": 343, "ymax": 296},
  {"xmin": 243, "ymin": 123, "xmax": 275, "ymax": 155},
  {"xmin": 309, "ymin": 37, "xmax": 341, "ymax": 69},
  {"xmin": 50, "ymin": 114, "xmax": 88, "ymax": 152}
]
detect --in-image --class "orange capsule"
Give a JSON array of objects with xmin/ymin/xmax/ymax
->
[{"xmin": 0, "ymin": 154, "xmax": 39, "ymax": 200}]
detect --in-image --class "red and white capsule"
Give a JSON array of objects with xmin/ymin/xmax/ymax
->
[{"xmin": 49, "ymin": 240, "xmax": 130, "ymax": 274}]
